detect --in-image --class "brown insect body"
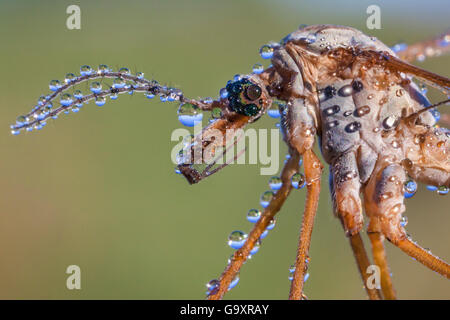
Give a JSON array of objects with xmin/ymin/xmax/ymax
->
[
  {"xmin": 267, "ymin": 25, "xmax": 449, "ymax": 242},
  {"xmin": 189, "ymin": 25, "xmax": 449, "ymax": 299}
]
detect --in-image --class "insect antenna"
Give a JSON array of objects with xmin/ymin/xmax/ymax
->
[
  {"xmin": 10, "ymin": 66, "xmax": 214, "ymax": 135},
  {"xmin": 404, "ymin": 98, "xmax": 450, "ymax": 123}
]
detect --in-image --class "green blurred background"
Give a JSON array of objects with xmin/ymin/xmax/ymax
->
[{"xmin": 0, "ymin": 0, "xmax": 449, "ymax": 299}]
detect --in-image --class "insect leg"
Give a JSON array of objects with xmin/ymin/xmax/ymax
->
[
  {"xmin": 364, "ymin": 163, "xmax": 450, "ymax": 278},
  {"xmin": 280, "ymin": 96, "xmax": 322, "ymax": 300},
  {"xmin": 329, "ymin": 152, "xmax": 382, "ymax": 299},
  {"xmin": 395, "ymin": 29, "xmax": 450, "ymax": 63},
  {"xmin": 289, "ymin": 148, "xmax": 323, "ymax": 300},
  {"xmin": 207, "ymin": 151, "xmax": 301, "ymax": 300},
  {"xmin": 349, "ymin": 233, "xmax": 382, "ymax": 300},
  {"xmin": 364, "ymin": 50, "xmax": 450, "ymax": 95},
  {"xmin": 367, "ymin": 232, "xmax": 396, "ymax": 299},
  {"xmin": 330, "ymin": 151, "xmax": 363, "ymax": 236}
]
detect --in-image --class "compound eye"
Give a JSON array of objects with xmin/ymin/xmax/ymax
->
[
  {"xmin": 243, "ymin": 104, "xmax": 259, "ymax": 116},
  {"xmin": 244, "ymin": 84, "xmax": 262, "ymax": 101}
]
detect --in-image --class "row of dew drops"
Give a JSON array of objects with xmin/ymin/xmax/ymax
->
[
  {"xmin": 206, "ymin": 155, "xmax": 308, "ymax": 295},
  {"xmin": 11, "ymin": 65, "xmax": 187, "ymax": 134},
  {"xmin": 11, "ymin": 39, "xmax": 279, "ymax": 135}
]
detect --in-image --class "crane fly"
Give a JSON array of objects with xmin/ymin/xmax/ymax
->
[{"xmin": 10, "ymin": 25, "xmax": 450, "ymax": 300}]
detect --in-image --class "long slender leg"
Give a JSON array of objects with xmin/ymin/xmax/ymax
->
[
  {"xmin": 364, "ymin": 163, "xmax": 450, "ymax": 279},
  {"xmin": 395, "ymin": 30, "xmax": 450, "ymax": 63},
  {"xmin": 207, "ymin": 151, "xmax": 301, "ymax": 300},
  {"xmin": 349, "ymin": 233, "xmax": 382, "ymax": 300},
  {"xmin": 360, "ymin": 50, "xmax": 450, "ymax": 95},
  {"xmin": 368, "ymin": 232, "xmax": 396, "ymax": 299},
  {"xmin": 289, "ymin": 149, "xmax": 323, "ymax": 300},
  {"xmin": 395, "ymin": 238, "xmax": 450, "ymax": 278},
  {"xmin": 328, "ymin": 152, "xmax": 381, "ymax": 299}
]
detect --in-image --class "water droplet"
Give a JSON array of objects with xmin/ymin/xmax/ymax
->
[
  {"xmin": 49, "ymin": 80, "xmax": 62, "ymax": 91},
  {"xmin": 390, "ymin": 203, "xmax": 402, "ymax": 214},
  {"xmin": 260, "ymin": 191, "xmax": 274, "ymax": 208},
  {"xmin": 355, "ymin": 105, "xmax": 371, "ymax": 117},
  {"xmin": 16, "ymin": 115, "xmax": 26, "ymax": 125},
  {"xmin": 345, "ymin": 122, "xmax": 361, "ymax": 133},
  {"xmin": 326, "ymin": 120, "xmax": 339, "ymax": 129},
  {"xmin": 90, "ymin": 81, "xmax": 102, "ymax": 94},
  {"xmin": 382, "ymin": 115, "xmax": 398, "ymax": 130},
  {"xmin": 400, "ymin": 216, "xmax": 408, "ymax": 227},
  {"xmin": 260, "ymin": 229, "xmax": 269, "ymax": 239},
  {"xmin": 391, "ymin": 43, "xmax": 408, "ymax": 53},
  {"xmin": 60, "ymin": 93, "xmax": 73, "ymax": 106},
  {"xmin": 269, "ymin": 176, "xmax": 282, "ymax": 190},
  {"xmin": 74, "ymin": 90, "xmax": 83, "ymax": 99},
  {"xmin": 403, "ymin": 179, "xmax": 417, "ymax": 198},
  {"xmin": 219, "ymin": 88, "xmax": 228, "ymax": 99},
  {"xmin": 178, "ymin": 103, "xmax": 203, "ymax": 127},
  {"xmin": 37, "ymin": 95, "xmax": 48, "ymax": 106},
  {"xmin": 352, "ymin": 81, "xmax": 364, "ymax": 92},
  {"xmin": 228, "ymin": 231, "xmax": 247, "ymax": 249},
  {"xmin": 206, "ymin": 279, "xmax": 219, "ymax": 295},
  {"xmin": 247, "ymin": 209, "xmax": 261, "ymax": 223},
  {"xmin": 98, "ymin": 64, "xmax": 109, "ymax": 74},
  {"xmin": 343, "ymin": 110, "xmax": 352, "ymax": 117},
  {"xmin": 110, "ymin": 93, "xmax": 118, "ymax": 100},
  {"xmin": 259, "ymin": 45, "xmax": 274, "ymax": 59},
  {"xmin": 318, "ymin": 86, "xmax": 336, "ymax": 102},
  {"xmin": 203, "ymin": 97, "xmax": 213, "ymax": 104},
  {"xmin": 396, "ymin": 89, "xmax": 404, "ymax": 97},
  {"xmin": 250, "ymin": 240, "xmax": 261, "ymax": 255},
  {"xmin": 437, "ymin": 186, "xmax": 449, "ymax": 195},
  {"xmin": 135, "ymin": 71, "xmax": 144, "ymax": 79},
  {"xmin": 303, "ymin": 34, "xmax": 317, "ymax": 44},
  {"xmin": 426, "ymin": 185, "xmax": 438, "ymax": 191},
  {"xmin": 291, "ymin": 173, "xmax": 306, "ymax": 189},
  {"xmin": 288, "ymin": 265, "xmax": 309, "ymax": 282},
  {"xmin": 430, "ymin": 109, "xmax": 440, "ymax": 122},
  {"xmin": 391, "ymin": 141, "xmax": 400, "ymax": 148},
  {"xmin": 338, "ymin": 85, "xmax": 353, "ymax": 97},
  {"xmin": 118, "ymin": 67, "xmax": 130, "ymax": 75},
  {"xmin": 11, "ymin": 129, "xmax": 20, "ymax": 135},
  {"xmin": 80, "ymin": 65, "xmax": 93, "ymax": 76},
  {"xmin": 113, "ymin": 78, "xmax": 125, "ymax": 89},
  {"xmin": 252, "ymin": 63, "xmax": 264, "ymax": 74},
  {"xmin": 268, "ymin": 104, "xmax": 281, "ymax": 118},
  {"xmin": 64, "ymin": 73, "xmax": 76, "ymax": 83},
  {"xmin": 228, "ymin": 273, "xmax": 240, "ymax": 291},
  {"xmin": 266, "ymin": 218, "xmax": 276, "ymax": 230},
  {"xmin": 324, "ymin": 105, "xmax": 341, "ymax": 117},
  {"xmin": 146, "ymin": 92, "xmax": 155, "ymax": 99},
  {"xmin": 95, "ymin": 97, "xmax": 106, "ymax": 107}
]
